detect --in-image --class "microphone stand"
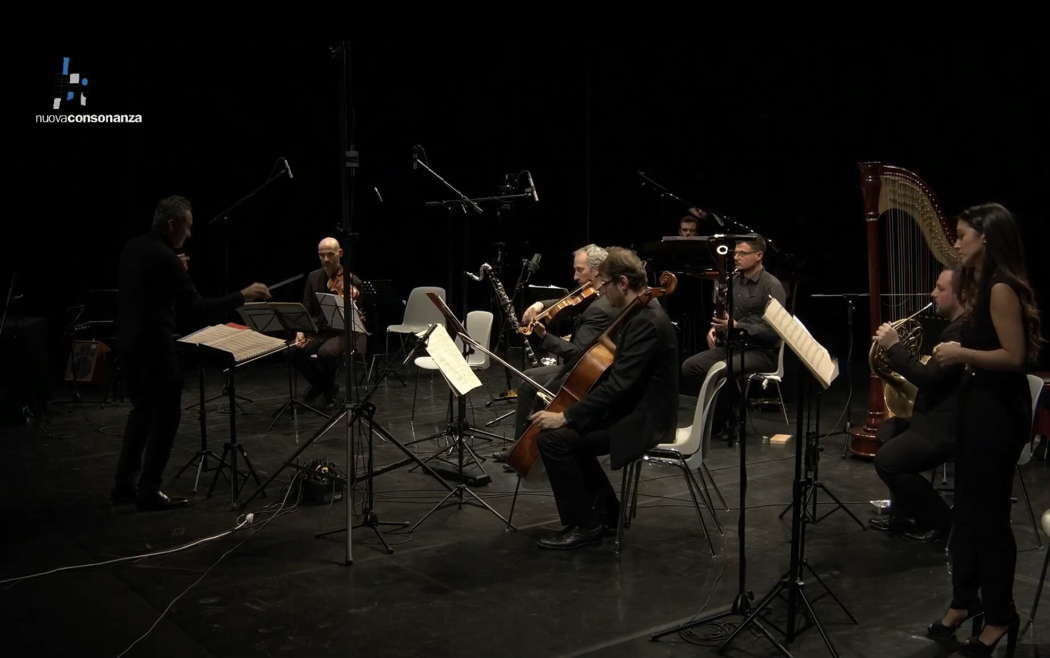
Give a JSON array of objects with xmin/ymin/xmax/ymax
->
[
  {"xmin": 414, "ymin": 151, "xmax": 534, "ymax": 319},
  {"xmin": 208, "ymin": 159, "xmax": 291, "ymax": 294}
]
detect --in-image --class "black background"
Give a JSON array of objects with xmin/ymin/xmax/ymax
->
[{"xmin": 13, "ymin": 40, "xmax": 1049, "ymax": 372}]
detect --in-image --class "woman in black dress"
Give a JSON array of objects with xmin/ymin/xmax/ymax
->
[{"xmin": 928, "ymin": 203, "xmax": 1042, "ymax": 656}]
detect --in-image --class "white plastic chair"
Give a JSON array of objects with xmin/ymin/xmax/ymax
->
[
  {"xmin": 618, "ymin": 360, "xmax": 728, "ymax": 557},
  {"xmin": 411, "ymin": 311, "xmax": 493, "ymax": 419},
  {"xmin": 384, "ymin": 286, "xmax": 446, "ymax": 370},
  {"xmin": 744, "ymin": 341, "xmax": 790, "ymax": 429}
]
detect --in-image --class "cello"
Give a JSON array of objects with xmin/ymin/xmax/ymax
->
[{"xmin": 506, "ymin": 271, "xmax": 677, "ymax": 478}]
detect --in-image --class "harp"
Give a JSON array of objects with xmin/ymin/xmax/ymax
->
[{"xmin": 848, "ymin": 162, "xmax": 960, "ymax": 457}]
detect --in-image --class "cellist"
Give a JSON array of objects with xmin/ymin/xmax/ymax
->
[{"xmin": 529, "ymin": 248, "xmax": 679, "ymax": 550}]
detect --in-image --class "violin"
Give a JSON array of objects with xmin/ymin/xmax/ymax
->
[{"xmin": 519, "ymin": 282, "xmax": 600, "ymax": 336}]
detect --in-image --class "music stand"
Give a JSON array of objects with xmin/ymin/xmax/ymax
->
[
  {"xmin": 715, "ymin": 298, "xmax": 856, "ymax": 657},
  {"xmin": 237, "ymin": 303, "xmax": 330, "ymax": 434},
  {"xmin": 407, "ymin": 293, "xmax": 514, "ymax": 532}
]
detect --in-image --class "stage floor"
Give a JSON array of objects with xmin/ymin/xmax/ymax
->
[{"xmin": 2, "ymin": 356, "xmax": 1047, "ymax": 657}]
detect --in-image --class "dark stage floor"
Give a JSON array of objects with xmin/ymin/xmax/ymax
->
[{"xmin": 2, "ymin": 356, "xmax": 1047, "ymax": 657}]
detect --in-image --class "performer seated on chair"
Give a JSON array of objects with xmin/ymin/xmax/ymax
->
[
  {"xmin": 680, "ymin": 235, "xmax": 786, "ymax": 434},
  {"xmin": 511, "ymin": 244, "xmax": 618, "ymax": 439},
  {"xmin": 870, "ymin": 268, "xmax": 967, "ymax": 542},
  {"xmin": 529, "ymin": 247, "xmax": 678, "ymax": 550},
  {"xmin": 292, "ymin": 236, "xmax": 366, "ymax": 408}
]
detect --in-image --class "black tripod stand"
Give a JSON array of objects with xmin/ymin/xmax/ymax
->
[
  {"xmin": 717, "ymin": 371, "xmax": 857, "ymax": 657},
  {"xmin": 239, "ymin": 324, "xmax": 455, "ymax": 551},
  {"xmin": 651, "ymin": 235, "xmax": 761, "ymax": 641},
  {"xmin": 171, "ymin": 361, "xmax": 230, "ymax": 493},
  {"xmin": 406, "ymin": 299, "xmax": 515, "ymax": 532}
]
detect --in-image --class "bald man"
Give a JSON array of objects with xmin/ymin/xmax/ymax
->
[{"xmin": 292, "ymin": 237, "xmax": 366, "ymax": 407}]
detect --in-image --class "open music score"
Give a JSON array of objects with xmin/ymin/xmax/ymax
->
[
  {"xmin": 419, "ymin": 324, "xmax": 482, "ymax": 397},
  {"xmin": 763, "ymin": 297, "xmax": 838, "ymax": 389},
  {"xmin": 178, "ymin": 324, "xmax": 288, "ymax": 364}
]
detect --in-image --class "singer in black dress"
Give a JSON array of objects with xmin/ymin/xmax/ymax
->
[{"xmin": 928, "ymin": 203, "xmax": 1042, "ymax": 657}]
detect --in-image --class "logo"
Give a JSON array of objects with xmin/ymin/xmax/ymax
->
[
  {"xmin": 37, "ymin": 56, "xmax": 142, "ymax": 125},
  {"xmin": 54, "ymin": 56, "xmax": 88, "ymax": 110}
]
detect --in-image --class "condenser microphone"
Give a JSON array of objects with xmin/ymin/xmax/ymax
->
[
  {"xmin": 525, "ymin": 170, "xmax": 539, "ymax": 203},
  {"xmin": 281, "ymin": 157, "xmax": 294, "ymax": 180}
]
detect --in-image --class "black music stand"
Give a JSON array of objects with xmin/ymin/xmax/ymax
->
[
  {"xmin": 171, "ymin": 358, "xmax": 230, "ymax": 493},
  {"xmin": 237, "ymin": 303, "xmax": 330, "ymax": 433},
  {"xmin": 407, "ymin": 293, "xmax": 514, "ymax": 532},
  {"xmin": 717, "ymin": 316, "xmax": 856, "ymax": 657}
]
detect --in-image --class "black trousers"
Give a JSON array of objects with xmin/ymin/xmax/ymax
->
[
  {"xmin": 115, "ymin": 352, "xmax": 182, "ymax": 494},
  {"xmin": 537, "ymin": 427, "xmax": 617, "ymax": 529},
  {"xmin": 873, "ymin": 418, "xmax": 954, "ymax": 533},
  {"xmin": 681, "ymin": 347, "xmax": 776, "ymax": 428},
  {"xmin": 514, "ymin": 364, "xmax": 564, "ymax": 438},
  {"xmin": 292, "ymin": 332, "xmax": 366, "ymax": 393},
  {"xmin": 950, "ymin": 377, "xmax": 1029, "ymax": 625}
]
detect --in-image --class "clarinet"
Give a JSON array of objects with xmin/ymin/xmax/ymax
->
[{"xmin": 479, "ymin": 263, "xmax": 540, "ymax": 368}]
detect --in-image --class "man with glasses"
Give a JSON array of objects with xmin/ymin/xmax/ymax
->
[
  {"xmin": 681, "ymin": 235, "xmax": 786, "ymax": 435},
  {"xmin": 529, "ymin": 247, "xmax": 678, "ymax": 550}
]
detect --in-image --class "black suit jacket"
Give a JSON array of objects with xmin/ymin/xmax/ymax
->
[
  {"xmin": 536, "ymin": 295, "xmax": 618, "ymax": 367},
  {"xmin": 563, "ymin": 298, "xmax": 679, "ymax": 469},
  {"xmin": 302, "ymin": 267, "xmax": 363, "ymax": 333},
  {"xmin": 118, "ymin": 230, "xmax": 243, "ymax": 366},
  {"xmin": 885, "ymin": 316, "xmax": 966, "ymax": 442}
]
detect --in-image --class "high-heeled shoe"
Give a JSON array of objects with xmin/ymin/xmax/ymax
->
[
  {"xmin": 927, "ymin": 604, "xmax": 984, "ymax": 644},
  {"xmin": 957, "ymin": 613, "xmax": 1019, "ymax": 657}
]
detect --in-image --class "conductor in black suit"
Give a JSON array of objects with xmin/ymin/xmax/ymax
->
[
  {"xmin": 511, "ymin": 244, "xmax": 618, "ymax": 438},
  {"xmin": 530, "ymin": 247, "xmax": 679, "ymax": 550},
  {"xmin": 113, "ymin": 196, "xmax": 270, "ymax": 511}
]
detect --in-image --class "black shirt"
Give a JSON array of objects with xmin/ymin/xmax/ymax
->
[
  {"xmin": 118, "ymin": 230, "xmax": 244, "ymax": 360},
  {"xmin": 730, "ymin": 267, "xmax": 787, "ymax": 354}
]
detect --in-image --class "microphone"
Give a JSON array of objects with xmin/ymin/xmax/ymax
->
[
  {"xmin": 525, "ymin": 170, "xmax": 539, "ymax": 202},
  {"xmin": 281, "ymin": 157, "xmax": 294, "ymax": 180},
  {"xmin": 464, "ymin": 270, "xmax": 482, "ymax": 282},
  {"xmin": 373, "ymin": 186, "xmax": 383, "ymax": 204},
  {"xmin": 526, "ymin": 253, "xmax": 542, "ymax": 274}
]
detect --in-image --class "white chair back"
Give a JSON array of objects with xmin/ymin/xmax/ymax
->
[
  {"xmin": 676, "ymin": 360, "xmax": 728, "ymax": 459},
  {"xmin": 400, "ymin": 286, "xmax": 446, "ymax": 331},
  {"xmin": 463, "ymin": 311, "xmax": 493, "ymax": 370}
]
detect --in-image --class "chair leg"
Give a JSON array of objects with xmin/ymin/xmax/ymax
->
[
  {"xmin": 1022, "ymin": 543, "xmax": 1049, "ymax": 640},
  {"xmin": 506, "ymin": 476, "xmax": 522, "ymax": 531},
  {"xmin": 410, "ymin": 367, "xmax": 419, "ymax": 420},
  {"xmin": 679, "ymin": 460, "xmax": 718, "ymax": 556},
  {"xmin": 700, "ymin": 462, "xmax": 730, "ymax": 511},
  {"xmin": 774, "ymin": 380, "xmax": 790, "ymax": 429},
  {"xmin": 1016, "ymin": 465, "xmax": 1043, "ymax": 548},
  {"xmin": 615, "ymin": 461, "xmax": 638, "ymax": 558}
]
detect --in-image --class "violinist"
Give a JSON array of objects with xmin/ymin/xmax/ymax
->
[
  {"xmin": 529, "ymin": 247, "xmax": 679, "ymax": 550},
  {"xmin": 292, "ymin": 237, "xmax": 365, "ymax": 409},
  {"xmin": 680, "ymin": 235, "xmax": 786, "ymax": 436},
  {"xmin": 510, "ymin": 244, "xmax": 617, "ymax": 438}
]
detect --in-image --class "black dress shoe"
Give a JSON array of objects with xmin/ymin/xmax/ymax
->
[
  {"xmin": 491, "ymin": 450, "xmax": 508, "ymax": 463},
  {"xmin": 111, "ymin": 485, "xmax": 137, "ymax": 505},
  {"xmin": 869, "ymin": 515, "xmax": 915, "ymax": 533},
  {"xmin": 905, "ymin": 527, "xmax": 948, "ymax": 543},
  {"xmin": 536, "ymin": 525, "xmax": 604, "ymax": 550},
  {"xmin": 136, "ymin": 490, "xmax": 190, "ymax": 512}
]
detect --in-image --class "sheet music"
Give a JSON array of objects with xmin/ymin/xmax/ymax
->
[
  {"xmin": 421, "ymin": 324, "xmax": 481, "ymax": 396},
  {"xmin": 178, "ymin": 324, "xmax": 287, "ymax": 364},
  {"xmin": 763, "ymin": 297, "xmax": 839, "ymax": 389},
  {"xmin": 315, "ymin": 293, "xmax": 369, "ymax": 334}
]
